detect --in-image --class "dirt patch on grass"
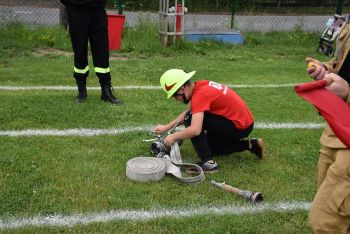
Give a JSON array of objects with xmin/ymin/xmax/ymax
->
[
  {"xmin": 32, "ymin": 48, "xmax": 129, "ymax": 61},
  {"xmin": 110, "ymin": 54, "xmax": 128, "ymax": 61},
  {"xmin": 32, "ymin": 48, "xmax": 72, "ymax": 57}
]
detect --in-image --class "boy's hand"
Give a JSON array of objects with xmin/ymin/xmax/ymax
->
[
  {"xmin": 164, "ymin": 134, "xmax": 176, "ymax": 146},
  {"xmin": 153, "ymin": 125, "xmax": 168, "ymax": 134}
]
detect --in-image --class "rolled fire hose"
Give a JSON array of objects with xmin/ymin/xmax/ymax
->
[{"xmin": 126, "ymin": 143, "xmax": 205, "ymax": 184}]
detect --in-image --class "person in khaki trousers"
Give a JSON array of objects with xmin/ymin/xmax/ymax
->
[{"xmin": 306, "ymin": 14, "xmax": 350, "ymax": 233}]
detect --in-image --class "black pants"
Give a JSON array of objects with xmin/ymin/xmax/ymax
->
[
  {"xmin": 66, "ymin": 5, "xmax": 111, "ymax": 85},
  {"xmin": 184, "ymin": 111, "xmax": 253, "ymax": 162}
]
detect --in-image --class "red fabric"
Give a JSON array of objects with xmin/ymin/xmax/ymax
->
[
  {"xmin": 294, "ymin": 79, "xmax": 328, "ymax": 92},
  {"xmin": 294, "ymin": 80, "xmax": 350, "ymax": 148},
  {"xmin": 191, "ymin": 80, "xmax": 254, "ymax": 129}
]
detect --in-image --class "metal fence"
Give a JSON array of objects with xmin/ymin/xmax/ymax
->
[{"xmin": 0, "ymin": 0, "xmax": 348, "ymax": 32}]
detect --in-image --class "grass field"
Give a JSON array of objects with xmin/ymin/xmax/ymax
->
[{"xmin": 0, "ymin": 23, "xmax": 330, "ymax": 233}]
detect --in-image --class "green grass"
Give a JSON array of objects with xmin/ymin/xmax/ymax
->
[
  {"xmin": 0, "ymin": 130, "xmax": 320, "ymax": 214},
  {"xmin": 0, "ymin": 88, "xmax": 322, "ymax": 130},
  {"xmin": 0, "ymin": 22, "xmax": 331, "ymax": 233}
]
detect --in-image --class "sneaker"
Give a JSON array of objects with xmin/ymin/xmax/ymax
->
[
  {"xmin": 199, "ymin": 160, "xmax": 219, "ymax": 173},
  {"xmin": 250, "ymin": 138, "xmax": 265, "ymax": 159}
]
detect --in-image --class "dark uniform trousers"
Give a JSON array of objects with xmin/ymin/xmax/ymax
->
[
  {"xmin": 66, "ymin": 5, "xmax": 111, "ymax": 86},
  {"xmin": 184, "ymin": 111, "xmax": 253, "ymax": 162}
]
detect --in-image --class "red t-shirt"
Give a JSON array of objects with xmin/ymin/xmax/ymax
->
[{"xmin": 191, "ymin": 80, "xmax": 254, "ymax": 129}]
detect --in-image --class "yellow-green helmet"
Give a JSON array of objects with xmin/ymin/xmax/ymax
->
[{"xmin": 160, "ymin": 69, "xmax": 196, "ymax": 98}]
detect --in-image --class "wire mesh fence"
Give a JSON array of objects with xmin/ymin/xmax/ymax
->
[
  {"xmin": 0, "ymin": 0, "xmax": 61, "ymax": 25},
  {"xmin": 0, "ymin": 0, "xmax": 348, "ymax": 32}
]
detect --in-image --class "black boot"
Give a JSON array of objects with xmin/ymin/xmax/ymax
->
[
  {"xmin": 101, "ymin": 84, "xmax": 122, "ymax": 105},
  {"xmin": 249, "ymin": 138, "xmax": 265, "ymax": 160},
  {"xmin": 75, "ymin": 80, "xmax": 87, "ymax": 103}
]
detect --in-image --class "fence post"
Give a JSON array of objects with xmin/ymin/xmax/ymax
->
[
  {"xmin": 59, "ymin": 3, "xmax": 68, "ymax": 29},
  {"xmin": 336, "ymin": 0, "xmax": 344, "ymax": 15},
  {"xmin": 231, "ymin": 0, "xmax": 237, "ymax": 29},
  {"xmin": 116, "ymin": 0, "xmax": 123, "ymax": 15}
]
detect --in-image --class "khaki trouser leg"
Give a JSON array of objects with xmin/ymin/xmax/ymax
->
[
  {"xmin": 317, "ymin": 146, "xmax": 337, "ymax": 189},
  {"xmin": 309, "ymin": 149, "xmax": 350, "ymax": 233}
]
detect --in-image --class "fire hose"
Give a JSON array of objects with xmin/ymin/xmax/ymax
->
[{"xmin": 126, "ymin": 142, "xmax": 205, "ymax": 185}]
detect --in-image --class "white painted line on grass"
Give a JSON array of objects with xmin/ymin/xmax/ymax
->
[
  {"xmin": 0, "ymin": 123, "xmax": 324, "ymax": 137},
  {"xmin": 0, "ymin": 201, "xmax": 310, "ymax": 230},
  {"xmin": 0, "ymin": 126, "xmax": 153, "ymax": 137},
  {"xmin": 0, "ymin": 84, "xmax": 296, "ymax": 91},
  {"xmin": 0, "ymin": 86, "xmax": 158, "ymax": 91},
  {"xmin": 230, "ymin": 84, "xmax": 296, "ymax": 88},
  {"xmin": 255, "ymin": 122, "xmax": 324, "ymax": 129}
]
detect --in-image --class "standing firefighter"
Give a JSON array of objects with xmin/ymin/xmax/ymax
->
[
  {"xmin": 60, "ymin": 0, "xmax": 122, "ymax": 104},
  {"xmin": 306, "ymin": 13, "xmax": 350, "ymax": 233},
  {"xmin": 153, "ymin": 69, "xmax": 265, "ymax": 173}
]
